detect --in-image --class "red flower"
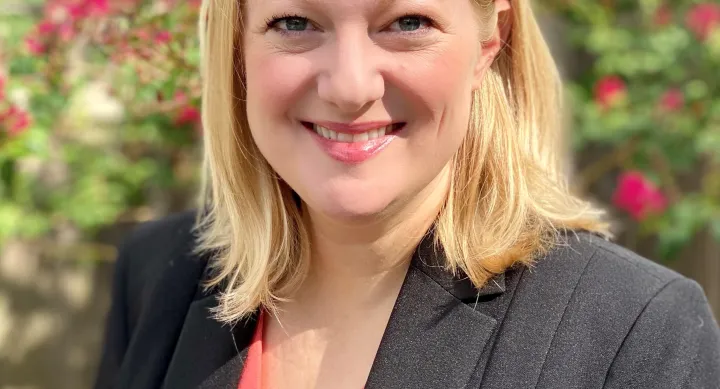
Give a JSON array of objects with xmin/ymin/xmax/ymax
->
[
  {"xmin": 175, "ymin": 106, "xmax": 200, "ymax": 126},
  {"xmin": 654, "ymin": 5, "xmax": 673, "ymax": 26},
  {"xmin": 612, "ymin": 171, "xmax": 668, "ymax": 221},
  {"xmin": 154, "ymin": 30, "xmax": 172, "ymax": 45},
  {"xmin": 594, "ymin": 76, "xmax": 627, "ymax": 109},
  {"xmin": 659, "ymin": 88, "xmax": 684, "ymax": 112},
  {"xmin": 173, "ymin": 92, "xmax": 201, "ymax": 126},
  {"xmin": 1, "ymin": 105, "xmax": 32, "ymax": 136},
  {"xmin": 685, "ymin": 3, "xmax": 720, "ymax": 41}
]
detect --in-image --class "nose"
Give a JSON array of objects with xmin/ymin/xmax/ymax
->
[{"xmin": 317, "ymin": 32, "xmax": 385, "ymax": 114}]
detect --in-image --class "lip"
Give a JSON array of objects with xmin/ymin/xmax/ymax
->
[{"xmin": 301, "ymin": 120, "xmax": 405, "ymax": 164}]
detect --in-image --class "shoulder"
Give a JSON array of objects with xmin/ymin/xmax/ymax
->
[
  {"xmin": 535, "ymin": 230, "xmax": 718, "ymax": 346},
  {"xmin": 535, "ymin": 230, "xmax": 690, "ymax": 302},
  {"xmin": 544, "ymin": 233, "xmax": 720, "ymax": 386},
  {"xmin": 118, "ymin": 209, "xmax": 198, "ymax": 255},
  {"xmin": 493, "ymin": 231, "xmax": 720, "ymax": 386},
  {"xmin": 113, "ymin": 210, "xmax": 199, "ymax": 274},
  {"xmin": 116, "ymin": 209, "xmax": 199, "ymax": 281},
  {"xmin": 514, "ymin": 229, "xmax": 713, "ymax": 342},
  {"xmin": 113, "ymin": 210, "xmax": 203, "ymax": 323}
]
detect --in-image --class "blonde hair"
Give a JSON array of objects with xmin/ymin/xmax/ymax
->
[{"xmin": 195, "ymin": 0, "xmax": 610, "ymax": 324}]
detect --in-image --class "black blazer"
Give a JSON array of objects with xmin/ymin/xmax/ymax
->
[{"xmin": 94, "ymin": 211, "xmax": 720, "ymax": 389}]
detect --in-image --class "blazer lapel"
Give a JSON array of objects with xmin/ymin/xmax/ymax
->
[
  {"xmin": 161, "ymin": 290, "xmax": 260, "ymax": 389},
  {"xmin": 365, "ymin": 235, "xmax": 506, "ymax": 389}
]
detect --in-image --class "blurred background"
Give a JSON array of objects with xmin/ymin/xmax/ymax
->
[{"xmin": 0, "ymin": 0, "xmax": 718, "ymax": 388}]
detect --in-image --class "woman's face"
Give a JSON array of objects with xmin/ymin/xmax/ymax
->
[{"xmin": 244, "ymin": 0, "xmax": 496, "ymax": 220}]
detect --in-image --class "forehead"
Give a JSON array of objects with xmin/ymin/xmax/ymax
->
[{"xmin": 246, "ymin": 0, "xmax": 457, "ymax": 13}]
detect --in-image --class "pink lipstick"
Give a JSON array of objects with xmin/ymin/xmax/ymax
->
[{"xmin": 302, "ymin": 121, "xmax": 405, "ymax": 164}]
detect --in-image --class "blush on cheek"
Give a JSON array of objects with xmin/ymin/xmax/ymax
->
[
  {"xmin": 395, "ymin": 44, "xmax": 475, "ymax": 119},
  {"xmin": 246, "ymin": 51, "xmax": 314, "ymax": 116}
]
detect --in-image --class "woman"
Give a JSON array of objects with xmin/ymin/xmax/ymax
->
[{"xmin": 94, "ymin": 0, "xmax": 720, "ymax": 388}]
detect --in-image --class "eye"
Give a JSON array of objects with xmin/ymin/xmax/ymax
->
[
  {"xmin": 267, "ymin": 15, "xmax": 314, "ymax": 34},
  {"xmin": 387, "ymin": 15, "xmax": 433, "ymax": 33}
]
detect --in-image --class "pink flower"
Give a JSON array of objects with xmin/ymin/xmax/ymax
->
[
  {"xmin": 685, "ymin": 3, "xmax": 720, "ymax": 41},
  {"xmin": 658, "ymin": 88, "xmax": 684, "ymax": 112},
  {"xmin": 173, "ymin": 91, "xmax": 188, "ymax": 105},
  {"xmin": 612, "ymin": 171, "xmax": 668, "ymax": 221},
  {"xmin": 54, "ymin": 22, "xmax": 77, "ymax": 42},
  {"xmin": 594, "ymin": 76, "xmax": 627, "ymax": 110},
  {"xmin": 0, "ymin": 75, "xmax": 5, "ymax": 102},
  {"xmin": 68, "ymin": 0, "xmax": 110, "ymax": 19},
  {"xmin": 25, "ymin": 37, "xmax": 46, "ymax": 55},
  {"xmin": 175, "ymin": 106, "xmax": 200, "ymax": 126},
  {"xmin": 154, "ymin": 30, "xmax": 172, "ymax": 45},
  {"xmin": 37, "ymin": 20, "xmax": 56, "ymax": 34},
  {"xmin": 173, "ymin": 92, "xmax": 201, "ymax": 125},
  {"xmin": 1, "ymin": 105, "xmax": 32, "ymax": 136},
  {"xmin": 9, "ymin": 111, "xmax": 32, "ymax": 136},
  {"xmin": 34, "ymin": 15, "xmax": 75, "ymax": 41},
  {"xmin": 85, "ymin": 0, "xmax": 111, "ymax": 17}
]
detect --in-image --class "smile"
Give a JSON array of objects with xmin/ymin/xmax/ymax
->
[
  {"xmin": 300, "ymin": 121, "xmax": 406, "ymax": 164},
  {"xmin": 303, "ymin": 122, "xmax": 405, "ymax": 143}
]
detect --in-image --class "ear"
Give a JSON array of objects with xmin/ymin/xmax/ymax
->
[{"xmin": 471, "ymin": 0, "xmax": 513, "ymax": 89}]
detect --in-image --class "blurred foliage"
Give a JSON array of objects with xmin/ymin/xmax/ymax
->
[
  {"xmin": 0, "ymin": 0, "xmax": 202, "ymax": 257},
  {"xmin": 540, "ymin": 0, "xmax": 720, "ymax": 258},
  {"xmin": 0, "ymin": 0, "xmax": 718, "ymax": 261}
]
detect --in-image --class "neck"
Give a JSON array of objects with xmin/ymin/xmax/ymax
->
[{"xmin": 297, "ymin": 166, "xmax": 451, "ymax": 308}]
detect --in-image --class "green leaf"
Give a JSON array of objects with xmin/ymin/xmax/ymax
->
[
  {"xmin": 655, "ymin": 197, "xmax": 710, "ymax": 259},
  {"xmin": 686, "ymin": 80, "xmax": 710, "ymax": 100},
  {"xmin": 0, "ymin": 203, "xmax": 24, "ymax": 239}
]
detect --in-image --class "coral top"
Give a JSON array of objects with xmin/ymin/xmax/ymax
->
[
  {"xmin": 237, "ymin": 310, "xmax": 366, "ymax": 389},
  {"xmin": 237, "ymin": 310, "xmax": 265, "ymax": 389}
]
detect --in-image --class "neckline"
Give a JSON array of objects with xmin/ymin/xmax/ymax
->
[{"xmin": 237, "ymin": 310, "xmax": 264, "ymax": 389}]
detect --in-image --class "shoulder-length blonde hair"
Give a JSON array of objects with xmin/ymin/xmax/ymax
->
[{"xmin": 194, "ymin": 0, "xmax": 609, "ymax": 324}]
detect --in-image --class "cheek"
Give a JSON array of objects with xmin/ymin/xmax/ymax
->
[
  {"xmin": 245, "ymin": 47, "xmax": 312, "ymax": 126},
  {"xmin": 403, "ymin": 50, "xmax": 474, "ymax": 106},
  {"xmin": 396, "ymin": 41, "xmax": 477, "ymax": 149},
  {"xmin": 244, "ymin": 46, "xmax": 319, "ymax": 175}
]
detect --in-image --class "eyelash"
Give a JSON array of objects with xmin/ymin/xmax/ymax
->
[
  {"xmin": 264, "ymin": 13, "xmax": 435, "ymax": 36},
  {"xmin": 265, "ymin": 13, "xmax": 308, "ymax": 36}
]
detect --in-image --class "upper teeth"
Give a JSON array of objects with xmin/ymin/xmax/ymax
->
[{"xmin": 314, "ymin": 124, "xmax": 389, "ymax": 142}]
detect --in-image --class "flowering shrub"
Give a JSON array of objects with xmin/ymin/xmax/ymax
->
[
  {"xmin": 542, "ymin": 1, "xmax": 720, "ymax": 257},
  {"xmin": 0, "ymin": 0, "xmax": 202, "ymax": 255}
]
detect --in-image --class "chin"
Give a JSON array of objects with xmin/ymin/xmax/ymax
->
[{"xmin": 304, "ymin": 192, "xmax": 396, "ymax": 222}]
